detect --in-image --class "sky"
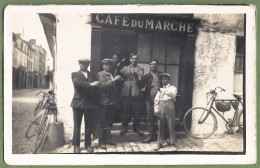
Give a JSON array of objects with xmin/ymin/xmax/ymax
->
[{"xmin": 11, "ymin": 13, "xmax": 53, "ymax": 70}]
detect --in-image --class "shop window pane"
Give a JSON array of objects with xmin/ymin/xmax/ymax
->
[
  {"xmin": 137, "ymin": 33, "xmax": 152, "ymax": 62},
  {"xmin": 166, "ymin": 65, "xmax": 179, "ymax": 89},
  {"xmin": 152, "ymin": 34, "xmax": 167, "ymax": 63},
  {"xmin": 167, "ymin": 36, "xmax": 181, "ymax": 64},
  {"xmin": 138, "ymin": 63, "xmax": 150, "ymax": 75},
  {"xmin": 235, "ymin": 56, "xmax": 243, "ymax": 74},
  {"xmin": 138, "ymin": 63, "xmax": 165, "ymax": 75},
  {"xmin": 158, "ymin": 65, "xmax": 165, "ymax": 73},
  {"xmin": 235, "ymin": 36, "xmax": 244, "ymax": 74}
]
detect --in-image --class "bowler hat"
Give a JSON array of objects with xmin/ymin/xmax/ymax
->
[
  {"xmin": 78, "ymin": 57, "xmax": 90, "ymax": 63},
  {"xmin": 101, "ymin": 58, "xmax": 113, "ymax": 64},
  {"xmin": 159, "ymin": 73, "xmax": 171, "ymax": 79}
]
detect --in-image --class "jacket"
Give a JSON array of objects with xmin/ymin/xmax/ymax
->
[
  {"xmin": 120, "ymin": 65, "xmax": 144, "ymax": 97},
  {"xmin": 70, "ymin": 70, "xmax": 98, "ymax": 109},
  {"xmin": 143, "ymin": 71, "xmax": 162, "ymax": 99},
  {"xmin": 97, "ymin": 70, "xmax": 119, "ymax": 105}
]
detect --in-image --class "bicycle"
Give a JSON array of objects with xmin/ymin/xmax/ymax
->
[
  {"xmin": 34, "ymin": 91, "xmax": 52, "ymax": 116},
  {"xmin": 25, "ymin": 90, "xmax": 57, "ymax": 153},
  {"xmin": 183, "ymin": 87, "xmax": 243, "ymax": 139}
]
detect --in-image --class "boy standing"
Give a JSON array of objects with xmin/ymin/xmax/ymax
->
[
  {"xmin": 154, "ymin": 73, "xmax": 177, "ymax": 151},
  {"xmin": 97, "ymin": 58, "xmax": 122, "ymax": 148}
]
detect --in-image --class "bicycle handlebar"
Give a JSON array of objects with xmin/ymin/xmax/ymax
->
[
  {"xmin": 36, "ymin": 91, "xmax": 42, "ymax": 95},
  {"xmin": 36, "ymin": 90, "xmax": 54, "ymax": 96},
  {"xmin": 214, "ymin": 87, "xmax": 225, "ymax": 92},
  {"xmin": 207, "ymin": 87, "xmax": 226, "ymax": 95}
]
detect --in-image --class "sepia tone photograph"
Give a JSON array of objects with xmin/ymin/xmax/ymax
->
[{"xmin": 4, "ymin": 5, "xmax": 256, "ymax": 165}]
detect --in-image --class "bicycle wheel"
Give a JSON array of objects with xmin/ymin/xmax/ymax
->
[
  {"xmin": 33, "ymin": 115, "xmax": 50, "ymax": 154},
  {"xmin": 183, "ymin": 107, "xmax": 217, "ymax": 139},
  {"xmin": 237, "ymin": 108, "xmax": 244, "ymax": 134},
  {"xmin": 25, "ymin": 115, "xmax": 41, "ymax": 139}
]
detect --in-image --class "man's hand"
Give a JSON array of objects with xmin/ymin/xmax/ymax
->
[
  {"xmin": 112, "ymin": 75, "xmax": 122, "ymax": 82},
  {"xmin": 154, "ymin": 111, "xmax": 161, "ymax": 119},
  {"xmin": 90, "ymin": 81, "xmax": 100, "ymax": 86}
]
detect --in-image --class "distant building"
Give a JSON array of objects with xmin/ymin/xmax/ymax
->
[{"xmin": 12, "ymin": 33, "xmax": 49, "ymax": 90}]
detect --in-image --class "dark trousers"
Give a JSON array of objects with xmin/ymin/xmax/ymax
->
[
  {"xmin": 146, "ymin": 98, "xmax": 155, "ymax": 138},
  {"xmin": 122, "ymin": 97, "xmax": 142, "ymax": 129},
  {"xmin": 72, "ymin": 108, "xmax": 95, "ymax": 147},
  {"xmin": 99, "ymin": 105, "xmax": 115, "ymax": 138},
  {"xmin": 157, "ymin": 101, "xmax": 175, "ymax": 145}
]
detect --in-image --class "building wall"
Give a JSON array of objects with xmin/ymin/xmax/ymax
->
[
  {"xmin": 54, "ymin": 14, "xmax": 244, "ymax": 140},
  {"xmin": 12, "ymin": 33, "xmax": 48, "ymax": 90},
  {"xmin": 191, "ymin": 14, "xmax": 244, "ymax": 133},
  {"xmin": 192, "ymin": 29, "xmax": 237, "ymax": 134},
  {"xmin": 55, "ymin": 13, "xmax": 92, "ymax": 140}
]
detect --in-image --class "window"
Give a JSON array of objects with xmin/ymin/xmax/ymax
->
[
  {"xmin": 235, "ymin": 36, "xmax": 244, "ymax": 74},
  {"xmin": 137, "ymin": 32, "xmax": 182, "ymax": 88}
]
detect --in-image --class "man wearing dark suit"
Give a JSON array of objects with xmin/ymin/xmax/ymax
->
[
  {"xmin": 143, "ymin": 58, "xmax": 162, "ymax": 143},
  {"xmin": 70, "ymin": 57, "xmax": 99, "ymax": 153},
  {"xmin": 120, "ymin": 53, "xmax": 144, "ymax": 136},
  {"xmin": 97, "ymin": 58, "xmax": 122, "ymax": 148}
]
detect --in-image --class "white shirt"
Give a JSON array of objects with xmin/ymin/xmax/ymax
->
[
  {"xmin": 154, "ymin": 84, "xmax": 177, "ymax": 113},
  {"xmin": 81, "ymin": 71, "xmax": 88, "ymax": 79}
]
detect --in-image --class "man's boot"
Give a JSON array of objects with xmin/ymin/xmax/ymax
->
[
  {"xmin": 105, "ymin": 127, "xmax": 112, "ymax": 139},
  {"xmin": 98, "ymin": 138, "xmax": 106, "ymax": 150},
  {"xmin": 104, "ymin": 138, "xmax": 116, "ymax": 146},
  {"xmin": 133, "ymin": 127, "xmax": 144, "ymax": 136},
  {"xmin": 120, "ymin": 126, "xmax": 128, "ymax": 136}
]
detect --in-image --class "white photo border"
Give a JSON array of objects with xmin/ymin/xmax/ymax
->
[{"xmin": 4, "ymin": 4, "xmax": 256, "ymax": 165}]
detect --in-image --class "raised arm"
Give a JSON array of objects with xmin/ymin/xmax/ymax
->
[
  {"xmin": 97, "ymin": 72, "xmax": 113, "ymax": 88},
  {"xmin": 72, "ymin": 72, "xmax": 91, "ymax": 92}
]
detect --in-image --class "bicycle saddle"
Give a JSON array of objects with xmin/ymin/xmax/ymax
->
[{"xmin": 233, "ymin": 94, "xmax": 243, "ymax": 100}]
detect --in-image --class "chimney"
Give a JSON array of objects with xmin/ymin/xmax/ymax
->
[
  {"xmin": 29, "ymin": 39, "xmax": 36, "ymax": 45},
  {"xmin": 16, "ymin": 33, "xmax": 21, "ymax": 38}
]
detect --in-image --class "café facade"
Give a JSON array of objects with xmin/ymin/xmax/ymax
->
[{"xmin": 42, "ymin": 12, "xmax": 244, "ymax": 140}]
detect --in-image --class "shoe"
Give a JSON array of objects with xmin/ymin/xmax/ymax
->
[
  {"xmin": 134, "ymin": 128, "xmax": 144, "ymax": 136},
  {"xmin": 120, "ymin": 127, "xmax": 128, "ymax": 136},
  {"xmin": 171, "ymin": 145, "xmax": 178, "ymax": 151},
  {"xmin": 85, "ymin": 146, "xmax": 94, "ymax": 153},
  {"xmin": 154, "ymin": 144, "xmax": 162, "ymax": 151},
  {"xmin": 74, "ymin": 146, "xmax": 80, "ymax": 153},
  {"xmin": 104, "ymin": 138, "xmax": 116, "ymax": 146},
  {"xmin": 167, "ymin": 142, "xmax": 174, "ymax": 146},
  {"xmin": 98, "ymin": 139, "xmax": 106, "ymax": 149},
  {"xmin": 143, "ymin": 136, "xmax": 155, "ymax": 143}
]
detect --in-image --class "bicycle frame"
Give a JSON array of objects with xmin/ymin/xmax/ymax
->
[{"xmin": 206, "ymin": 93, "xmax": 243, "ymax": 127}]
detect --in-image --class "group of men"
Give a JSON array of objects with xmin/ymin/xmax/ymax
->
[{"xmin": 70, "ymin": 53, "xmax": 177, "ymax": 153}]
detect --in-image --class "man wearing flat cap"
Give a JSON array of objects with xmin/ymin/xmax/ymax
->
[
  {"xmin": 70, "ymin": 57, "xmax": 99, "ymax": 153},
  {"xmin": 96, "ymin": 58, "xmax": 122, "ymax": 148},
  {"xmin": 120, "ymin": 53, "xmax": 145, "ymax": 136},
  {"xmin": 154, "ymin": 73, "xmax": 177, "ymax": 151},
  {"xmin": 143, "ymin": 58, "xmax": 162, "ymax": 143}
]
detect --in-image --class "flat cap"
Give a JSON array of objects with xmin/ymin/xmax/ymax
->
[
  {"xmin": 78, "ymin": 57, "xmax": 91, "ymax": 63},
  {"xmin": 159, "ymin": 73, "xmax": 171, "ymax": 79},
  {"xmin": 101, "ymin": 58, "xmax": 113, "ymax": 64}
]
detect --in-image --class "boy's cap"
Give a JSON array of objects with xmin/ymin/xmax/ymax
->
[
  {"xmin": 159, "ymin": 73, "xmax": 171, "ymax": 79},
  {"xmin": 102, "ymin": 58, "xmax": 113, "ymax": 64},
  {"xmin": 78, "ymin": 57, "xmax": 91, "ymax": 63}
]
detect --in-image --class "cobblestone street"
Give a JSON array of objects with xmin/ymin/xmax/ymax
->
[
  {"xmin": 52, "ymin": 123, "xmax": 244, "ymax": 153},
  {"xmin": 12, "ymin": 88, "xmax": 49, "ymax": 154},
  {"xmin": 12, "ymin": 89, "xmax": 244, "ymax": 154}
]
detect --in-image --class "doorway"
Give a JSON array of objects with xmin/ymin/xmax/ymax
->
[{"xmin": 91, "ymin": 27, "xmax": 196, "ymax": 124}]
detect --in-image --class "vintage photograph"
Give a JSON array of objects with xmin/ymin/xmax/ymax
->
[{"xmin": 4, "ymin": 5, "xmax": 256, "ymax": 165}]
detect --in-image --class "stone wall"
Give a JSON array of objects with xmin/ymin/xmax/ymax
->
[
  {"xmin": 55, "ymin": 13, "xmax": 92, "ymax": 141},
  {"xmin": 192, "ymin": 28, "xmax": 237, "ymax": 134}
]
